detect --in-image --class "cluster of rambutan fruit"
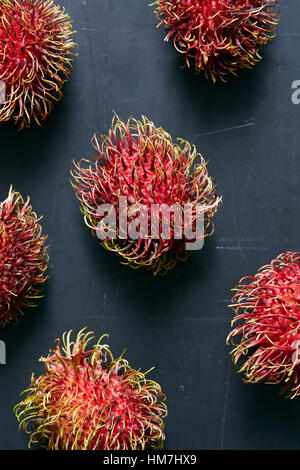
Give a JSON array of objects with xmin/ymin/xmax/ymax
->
[{"xmin": 2, "ymin": 0, "xmax": 299, "ymax": 453}]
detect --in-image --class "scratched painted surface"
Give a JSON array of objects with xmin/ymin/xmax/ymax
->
[{"xmin": 0, "ymin": 0, "xmax": 300, "ymax": 450}]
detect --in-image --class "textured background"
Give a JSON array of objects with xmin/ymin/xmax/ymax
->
[{"xmin": 0, "ymin": 0, "xmax": 300, "ymax": 450}]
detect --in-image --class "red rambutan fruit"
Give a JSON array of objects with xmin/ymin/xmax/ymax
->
[
  {"xmin": 14, "ymin": 329, "xmax": 168, "ymax": 450},
  {"xmin": 227, "ymin": 252, "xmax": 300, "ymax": 398},
  {"xmin": 0, "ymin": 0, "xmax": 76, "ymax": 129},
  {"xmin": 0, "ymin": 187, "xmax": 48, "ymax": 326},
  {"xmin": 71, "ymin": 115, "xmax": 222, "ymax": 276},
  {"xmin": 152, "ymin": 0, "xmax": 280, "ymax": 81}
]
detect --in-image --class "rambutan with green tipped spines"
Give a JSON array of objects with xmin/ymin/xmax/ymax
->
[
  {"xmin": 0, "ymin": 187, "xmax": 48, "ymax": 326},
  {"xmin": 14, "ymin": 329, "xmax": 168, "ymax": 450},
  {"xmin": 0, "ymin": 188, "xmax": 48, "ymax": 326},
  {"xmin": 152, "ymin": 0, "xmax": 280, "ymax": 81},
  {"xmin": 0, "ymin": 0, "xmax": 76, "ymax": 129},
  {"xmin": 71, "ymin": 115, "xmax": 222, "ymax": 276},
  {"xmin": 227, "ymin": 252, "xmax": 300, "ymax": 398}
]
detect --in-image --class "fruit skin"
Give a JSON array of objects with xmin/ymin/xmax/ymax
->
[
  {"xmin": 152, "ymin": 0, "xmax": 280, "ymax": 82},
  {"xmin": 0, "ymin": 187, "xmax": 48, "ymax": 326},
  {"xmin": 0, "ymin": 0, "xmax": 76, "ymax": 129},
  {"xmin": 227, "ymin": 252, "xmax": 300, "ymax": 398},
  {"xmin": 71, "ymin": 115, "xmax": 221, "ymax": 276},
  {"xmin": 14, "ymin": 329, "xmax": 168, "ymax": 450}
]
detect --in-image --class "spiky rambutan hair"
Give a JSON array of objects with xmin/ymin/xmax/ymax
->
[
  {"xmin": 152, "ymin": 0, "xmax": 279, "ymax": 81},
  {"xmin": 0, "ymin": 187, "xmax": 48, "ymax": 326},
  {"xmin": 0, "ymin": 0, "xmax": 76, "ymax": 129},
  {"xmin": 71, "ymin": 115, "xmax": 221, "ymax": 276},
  {"xmin": 14, "ymin": 329, "xmax": 167, "ymax": 450},
  {"xmin": 227, "ymin": 252, "xmax": 300, "ymax": 398}
]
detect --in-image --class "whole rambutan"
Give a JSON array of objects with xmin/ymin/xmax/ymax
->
[
  {"xmin": 152, "ymin": 0, "xmax": 280, "ymax": 81},
  {"xmin": 0, "ymin": 0, "xmax": 76, "ymax": 129},
  {"xmin": 227, "ymin": 252, "xmax": 300, "ymax": 398},
  {"xmin": 0, "ymin": 187, "xmax": 48, "ymax": 326},
  {"xmin": 71, "ymin": 115, "xmax": 222, "ymax": 276},
  {"xmin": 14, "ymin": 329, "xmax": 168, "ymax": 450}
]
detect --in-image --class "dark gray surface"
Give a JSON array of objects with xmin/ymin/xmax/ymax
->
[{"xmin": 0, "ymin": 0, "xmax": 299, "ymax": 450}]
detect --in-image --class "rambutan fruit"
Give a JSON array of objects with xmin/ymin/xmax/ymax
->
[
  {"xmin": 0, "ymin": 0, "xmax": 76, "ymax": 129},
  {"xmin": 0, "ymin": 187, "xmax": 48, "ymax": 326},
  {"xmin": 71, "ymin": 115, "xmax": 222, "ymax": 276},
  {"xmin": 227, "ymin": 252, "xmax": 300, "ymax": 398},
  {"xmin": 14, "ymin": 329, "xmax": 168, "ymax": 450},
  {"xmin": 152, "ymin": 0, "xmax": 280, "ymax": 81}
]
